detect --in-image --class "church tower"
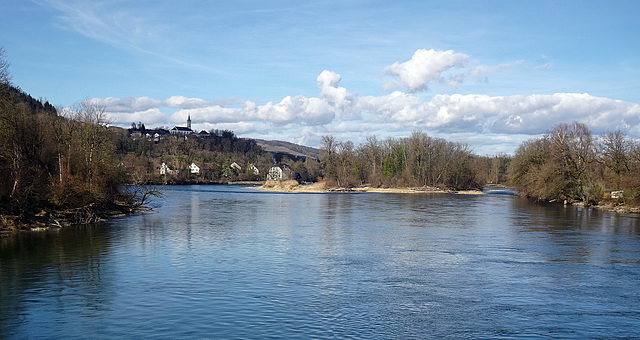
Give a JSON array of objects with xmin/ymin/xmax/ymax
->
[{"xmin": 187, "ymin": 113, "xmax": 192, "ymax": 130}]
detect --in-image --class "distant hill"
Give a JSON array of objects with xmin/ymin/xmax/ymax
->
[{"xmin": 255, "ymin": 139, "xmax": 321, "ymax": 160}]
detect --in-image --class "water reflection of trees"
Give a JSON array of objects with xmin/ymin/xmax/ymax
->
[
  {"xmin": 0, "ymin": 225, "xmax": 115, "ymax": 335},
  {"xmin": 511, "ymin": 198, "xmax": 640, "ymax": 235},
  {"xmin": 508, "ymin": 198, "xmax": 640, "ymax": 264}
]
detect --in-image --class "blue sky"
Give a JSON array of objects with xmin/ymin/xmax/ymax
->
[{"xmin": 1, "ymin": 0, "xmax": 639, "ymax": 154}]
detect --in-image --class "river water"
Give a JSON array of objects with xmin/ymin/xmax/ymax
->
[{"xmin": 2, "ymin": 185, "xmax": 640, "ymax": 339}]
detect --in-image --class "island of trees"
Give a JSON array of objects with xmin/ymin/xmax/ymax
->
[{"xmin": 1, "ymin": 46, "xmax": 639, "ymax": 232}]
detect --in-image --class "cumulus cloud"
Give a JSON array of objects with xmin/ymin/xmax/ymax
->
[
  {"xmin": 100, "ymin": 88, "xmax": 640, "ymax": 145},
  {"xmin": 98, "ymin": 96, "xmax": 161, "ymax": 113},
  {"xmin": 383, "ymin": 49, "xmax": 469, "ymax": 92},
  {"xmin": 406, "ymin": 93, "xmax": 640, "ymax": 135},
  {"xmin": 357, "ymin": 91, "xmax": 421, "ymax": 122},
  {"xmin": 164, "ymin": 96, "xmax": 210, "ymax": 109},
  {"xmin": 255, "ymin": 95, "xmax": 335, "ymax": 125},
  {"xmin": 317, "ymin": 70, "xmax": 356, "ymax": 120},
  {"xmin": 106, "ymin": 108, "xmax": 168, "ymax": 126},
  {"xmin": 93, "ymin": 50, "xmax": 640, "ymax": 154}
]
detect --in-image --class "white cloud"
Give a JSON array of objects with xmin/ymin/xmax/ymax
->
[
  {"xmin": 102, "ymin": 89, "xmax": 640, "ymax": 145},
  {"xmin": 357, "ymin": 91, "xmax": 421, "ymax": 122},
  {"xmin": 383, "ymin": 49, "xmax": 469, "ymax": 92},
  {"xmin": 98, "ymin": 96, "xmax": 161, "ymax": 113},
  {"xmin": 106, "ymin": 108, "xmax": 167, "ymax": 126},
  {"xmin": 317, "ymin": 70, "xmax": 356, "ymax": 120},
  {"xmin": 164, "ymin": 96, "xmax": 210, "ymax": 109},
  {"xmin": 95, "ymin": 63, "xmax": 640, "ymax": 155},
  {"xmin": 419, "ymin": 93, "xmax": 640, "ymax": 135}
]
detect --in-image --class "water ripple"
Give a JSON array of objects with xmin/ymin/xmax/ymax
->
[{"xmin": 2, "ymin": 186, "xmax": 640, "ymax": 338}]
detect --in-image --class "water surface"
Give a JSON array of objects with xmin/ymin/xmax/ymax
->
[{"xmin": 2, "ymin": 185, "xmax": 640, "ymax": 338}]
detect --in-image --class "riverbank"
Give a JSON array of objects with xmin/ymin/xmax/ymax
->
[
  {"xmin": 0, "ymin": 201, "xmax": 147, "ymax": 235},
  {"xmin": 254, "ymin": 181, "xmax": 640, "ymax": 215},
  {"xmin": 253, "ymin": 180, "xmax": 484, "ymax": 195},
  {"xmin": 593, "ymin": 202, "xmax": 640, "ymax": 214},
  {"xmin": 514, "ymin": 192, "xmax": 640, "ymax": 215}
]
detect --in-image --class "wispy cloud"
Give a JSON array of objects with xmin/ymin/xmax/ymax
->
[
  {"xmin": 470, "ymin": 60, "xmax": 524, "ymax": 82},
  {"xmin": 32, "ymin": 0, "xmax": 229, "ymax": 76},
  {"xmin": 534, "ymin": 61, "xmax": 554, "ymax": 70},
  {"xmin": 34, "ymin": 0, "xmax": 161, "ymax": 52}
]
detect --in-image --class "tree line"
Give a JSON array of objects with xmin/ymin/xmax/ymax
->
[
  {"xmin": 0, "ymin": 91, "xmax": 133, "ymax": 221},
  {"xmin": 509, "ymin": 121, "xmax": 640, "ymax": 206},
  {"xmin": 112, "ymin": 128, "xmax": 510, "ymax": 191},
  {"xmin": 0, "ymin": 46, "xmax": 162, "ymax": 228},
  {"xmin": 313, "ymin": 132, "xmax": 509, "ymax": 190}
]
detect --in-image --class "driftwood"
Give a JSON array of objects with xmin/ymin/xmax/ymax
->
[{"xmin": 53, "ymin": 203, "xmax": 103, "ymax": 224}]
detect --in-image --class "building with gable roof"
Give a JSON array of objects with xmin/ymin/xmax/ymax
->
[{"xmin": 171, "ymin": 114, "xmax": 194, "ymax": 136}]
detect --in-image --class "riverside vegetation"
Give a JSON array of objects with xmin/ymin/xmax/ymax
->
[
  {"xmin": 1, "ymin": 46, "xmax": 638, "ymax": 232},
  {"xmin": 509, "ymin": 121, "xmax": 640, "ymax": 210}
]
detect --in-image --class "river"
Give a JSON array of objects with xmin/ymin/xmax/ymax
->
[{"xmin": 2, "ymin": 185, "xmax": 640, "ymax": 339}]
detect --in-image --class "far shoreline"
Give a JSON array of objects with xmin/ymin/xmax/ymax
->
[
  {"xmin": 250, "ymin": 181, "xmax": 640, "ymax": 215},
  {"xmin": 250, "ymin": 180, "xmax": 485, "ymax": 195}
]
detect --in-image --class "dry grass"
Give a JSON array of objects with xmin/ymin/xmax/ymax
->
[{"xmin": 254, "ymin": 181, "xmax": 483, "ymax": 195}]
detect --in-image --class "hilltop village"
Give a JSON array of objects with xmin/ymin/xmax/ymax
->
[{"xmin": 122, "ymin": 115, "xmax": 318, "ymax": 185}]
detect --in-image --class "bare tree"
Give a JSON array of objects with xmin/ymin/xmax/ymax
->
[
  {"xmin": 0, "ymin": 46, "xmax": 10, "ymax": 86},
  {"xmin": 336, "ymin": 140, "xmax": 356, "ymax": 187},
  {"xmin": 320, "ymin": 135, "xmax": 338, "ymax": 183},
  {"xmin": 545, "ymin": 122, "xmax": 600, "ymax": 202},
  {"xmin": 600, "ymin": 130, "xmax": 631, "ymax": 189},
  {"xmin": 357, "ymin": 135, "xmax": 383, "ymax": 186},
  {"xmin": 75, "ymin": 100, "xmax": 112, "ymax": 191}
]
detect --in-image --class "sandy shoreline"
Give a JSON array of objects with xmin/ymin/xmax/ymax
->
[
  {"xmin": 251, "ymin": 182, "xmax": 640, "ymax": 215},
  {"xmin": 250, "ymin": 180, "xmax": 484, "ymax": 195}
]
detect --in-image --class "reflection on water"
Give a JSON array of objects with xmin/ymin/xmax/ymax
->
[{"xmin": 2, "ymin": 185, "xmax": 640, "ymax": 339}]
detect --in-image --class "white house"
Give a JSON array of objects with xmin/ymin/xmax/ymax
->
[
  {"xmin": 249, "ymin": 164, "xmax": 259, "ymax": 175},
  {"xmin": 230, "ymin": 162, "xmax": 242, "ymax": 172},
  {"xmin": 159, "ymin": 162, "xmax": 176, "ymax": 175},
  {"xmin": 170, "ymin": 126, "xmax": 194, "ymax": 136},
  {"xmin": 267, "ymin": 166, "xmax": 283, "ymax": 181},
  {"xmin": 189, "ymin": 162, "xmax": 200, "ymax": 174}
]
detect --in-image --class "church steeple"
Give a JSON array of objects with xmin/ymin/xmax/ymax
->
[{"xmin": 187, "ymin": 113, "xmax": 192, "ymax": 130}]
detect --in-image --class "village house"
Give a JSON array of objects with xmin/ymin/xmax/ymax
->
[
  {"xmin": 267, "ymin": 166, "xmax": 284, "ymax": 181},
  {"xmin": 159, "ymin": 162, "xmax": 177, "ymax": 175},
  {"xmin": 189, "ymin": 162, "xmax": 200, "ymax": 175},
  {"xmin": 249, "ymin": 164, "xmax": 259, "ymax": 175},
  {"xmin": 230, "ymin": 162, "xmax": 242, "ymax": 172}
]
